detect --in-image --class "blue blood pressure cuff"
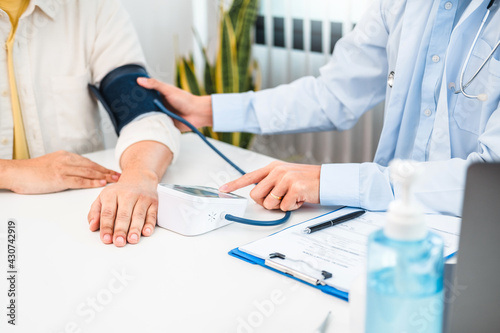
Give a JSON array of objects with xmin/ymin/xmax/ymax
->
[{"xmin": 89, "ymin": 64, "xmax": 164, "ymax": 135}]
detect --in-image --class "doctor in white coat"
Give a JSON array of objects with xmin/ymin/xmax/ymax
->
[{"xmin": 140, "ymin": 0, "xmax": 500, "ymax": 217}]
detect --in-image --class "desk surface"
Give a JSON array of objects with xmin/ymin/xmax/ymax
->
[{"xmin": 0, "ymin": 133, "xmax": 350, "ymax": 333}]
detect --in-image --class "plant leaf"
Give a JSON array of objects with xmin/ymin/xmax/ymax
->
[
  {"xmin": 179, "ymin": 58, "xmax": 202, "ymax": 96},
  {"xmin": 204, "ymin": 62, "xmax": 215, "ymax": 95},
  {"xmin": 229, "ymin": 0, "xmax": 245, "ymax": 30},
  {"xmin": 236, "ymin": 0, "xmax": 259, "ymax": 91},
  {"xmin": 215, "ymin": 12, "xmax": 239, "ymax": 93}
]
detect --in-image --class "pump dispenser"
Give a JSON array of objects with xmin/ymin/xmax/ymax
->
[
  {"xmin": 385, "ymin": 160, "xmax": 427, "ymax": 240},
  {"xmin": 364, "ymin": 160, "xmax": 445, "ymax": 333}
]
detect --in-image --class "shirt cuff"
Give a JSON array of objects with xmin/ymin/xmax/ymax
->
[
  {"xmin": 320, "ymin": 163, "xmax": 360, "ymax": 207},
  {"xmin": 212, "ymin": 92, "xmax": 260, "ymax": 133},
  {"xmin": 115, "ymin": 113, "xmax": 181, "ymax": 165}
]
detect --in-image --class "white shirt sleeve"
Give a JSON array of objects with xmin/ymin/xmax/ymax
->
[
  {"xmin": 115, "ymin": 113, "xmax": 181, "ymax": 164},
  {"xmin": 89, "ymin": 0, "xmax": 180, "ymax": 163}
]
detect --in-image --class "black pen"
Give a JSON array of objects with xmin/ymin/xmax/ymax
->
[{"xmin": 303, "ymin": 210, "xmax": 366, "ymax": 234}]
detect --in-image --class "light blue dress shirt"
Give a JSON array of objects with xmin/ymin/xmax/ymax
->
[{"xmin": 212, "ymin": 0, "xmax": 500, "ymax": 216}]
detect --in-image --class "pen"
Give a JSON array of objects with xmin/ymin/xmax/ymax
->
[{"xmin": 303, "ymin": 210, "xmax": 366, "ymax": 234}]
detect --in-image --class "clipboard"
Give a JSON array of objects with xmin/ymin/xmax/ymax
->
[
  {"xmin": 229, "ymin": 246, "xmax": 349, "ymax": 301},
  {"xmin": 229, "ymin": 207, "xmax": 461, "ymax": 302}
]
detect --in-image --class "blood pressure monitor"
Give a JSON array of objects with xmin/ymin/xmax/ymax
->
[{"xmin": 157, "ymin": 184, "xmax": 248, "ymax": 236}]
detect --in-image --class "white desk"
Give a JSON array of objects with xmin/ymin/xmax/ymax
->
[{"xmin": 0, "ymin": 133, "xmax": 350, "ymax": 333}]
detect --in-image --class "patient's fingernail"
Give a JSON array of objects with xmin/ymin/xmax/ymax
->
[
  {"xmin": 89, "ymin": 218, "xmax": 94, "ymax": 225},
  {"xmin": 137, "ymin": 77, "xmax": 147, "ymax": 85},
  {"xmin": 99, "ymin": 179, "xmax": 107, "ymax": 186},
  {"xmin": 130, "ymin": 234, "xmax": 138, "ymax": 242},
  {"xmin": 219, "ymin": 184, "xmax": 228, "ymax": 192},
  {"xmin": 111, "ymin": 174, "xmax": 119, "ymax": 181},
  {"xmin": 103, "ymin": 234, "xmax": 112, "ymax": 243},
  {"xmin": 144, "ymin": 228, "xmax": 152, "ymax": 236},
  {"xmin": 115, "ymin": 236, "xmax": 125, "ymax": 246}
]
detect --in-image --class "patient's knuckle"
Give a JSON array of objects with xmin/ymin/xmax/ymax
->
[
  {"xmin": 121, "ymin": 192, "xmax": 136, "ymax": 202},
  {"xmin": 147, "ymin": 208, "xmax": 157, "ymax": 219},
  {"xmin": 101, "ymin": 208, "xmax": 115, "ymax": 220},
  {"xmin": 128, "ymin": 226, "xmax": 142, "ymax": 235},
  {"xmin": 73, "ymin": 177, "xmax": 85, "ymax": 186},
  {"xmin": 133, "ymin": 207, "xmax": 147, "ymax": 219},
  {"xmin": 61, "ymin": 151, "xmax": 73, "ymax": 160},
  {"xmin": 116, "ymin": 211, "xmax": 131, "ymax": 221},
  {"xmin": 54, "ymin": 163, "xmax": 65, "ymax": 174},
  {"xmin": 82, "ymin": 168, "xmax": 94, "ymax": 178}
]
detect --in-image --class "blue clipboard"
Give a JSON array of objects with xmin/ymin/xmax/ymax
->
[
  {"xmin": 228, "ymin": 207, "xmax": 349, "ymax": 301},
  {"xmin": 228, "ymin": 208, "xmax": 459, "ymax": 302},
  {"xmin": 228, "ymin": 247, "xmax": 349, "ymax": 301}
]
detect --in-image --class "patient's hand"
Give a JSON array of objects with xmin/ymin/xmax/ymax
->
[
  {"xmin": 87, "ymin": 141, "xmax": 171, "ymax": 247},
  {"xmin": 88, "ymin": 169, "xmax": 159, "ymax": 247},
  {"xmin": 2, "ymin": 150, "xmax": 119, "ymax": 194},
  {"xmin": 219, "ymin": 161, "xmax": 321, "ymax": 211}
]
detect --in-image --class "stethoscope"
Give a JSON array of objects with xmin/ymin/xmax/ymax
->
[
  {"xmin": 387, "ymin": 0, "xmax": 499, "ymax": 102},
  {"xmin": 454, "ymin": 0, "xmax": 499, "ymax": 101}
]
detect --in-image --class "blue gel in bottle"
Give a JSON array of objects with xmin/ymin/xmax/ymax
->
[{"xmin": 365, "ymin": 160, "xmax": 445, "ymax": 333}]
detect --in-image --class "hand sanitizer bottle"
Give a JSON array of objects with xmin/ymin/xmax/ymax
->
[{"xmin": 365, "ymin": 160, "xmax": 444, "ymax": 333}]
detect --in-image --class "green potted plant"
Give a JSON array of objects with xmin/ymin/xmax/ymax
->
[{"xmin": 175, "ymin": 0, "xmax": 261, "ymax": 149}]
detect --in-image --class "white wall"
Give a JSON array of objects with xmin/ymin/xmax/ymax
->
[
  {"xmin": 100, "ymin": 1, "xmax": 197, "ymax": 149},
  {"xmin": 119, "ymin": 0, "xmax": 196, "ymax": 84}
]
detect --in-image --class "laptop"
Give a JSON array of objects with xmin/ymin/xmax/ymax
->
[{"xmin": 445, "ymin": 163, "xmax": 500, "ymax": 332}]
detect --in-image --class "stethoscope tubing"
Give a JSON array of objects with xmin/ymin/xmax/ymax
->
[{"xmin": 456, "ymin": 0, "xmax": 498, "ymax": 100}]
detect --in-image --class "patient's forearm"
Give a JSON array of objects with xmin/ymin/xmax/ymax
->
[{"xmin": 119, "ymin": 140, "xmax": 172, "ymax": 181}]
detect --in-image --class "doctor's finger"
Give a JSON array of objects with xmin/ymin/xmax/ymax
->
[
  {"xmin": 249, "ymin": 173, "xmax": 280, "ymax": 206},
  {"xmin": 281, "ymin": 197, "xmax": 304, "ymax": 211},
  {"xmin": 219, "ymin": 167, "xmax": 271, "ymax": 193},
  {"xmin": 262, "ymin": 181, "xmax": 289, "ymax": 210},
  {"xmin": 137, "ymin": 77, "xmax": 178, "ymax": 98},
  {"xmin": 280, "ymin": 186, "xmax": 305, "ymax": 211},
  {"xmin": 99, "ymin": 194, "xmax": 118, "ymax": 245}
]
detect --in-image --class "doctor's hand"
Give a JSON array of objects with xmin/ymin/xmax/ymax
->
[
  {"xmin": 3, "ymin": 150, "xmax": 120, "ymax": 194},
  {"xmin": 137, "ymin": 77, "xmax": 213, "ymax": 131},
  {"xmin": 219, "ymin": 161, "xmax": 321, "ymax": 211}
]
